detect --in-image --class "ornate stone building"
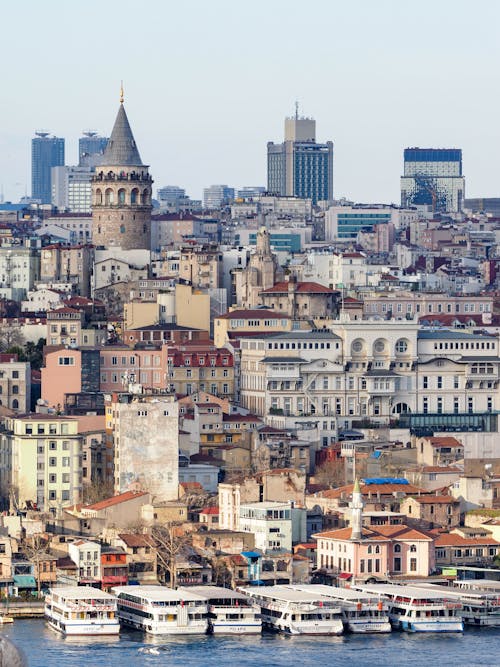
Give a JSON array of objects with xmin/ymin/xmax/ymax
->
[
  {"xmin": 92, "ymin": 96, "xmax": 152, "ymax": 250},
  {"xmin": 233, "ymin": 226, "xmax": 284, "ymax": 309}
]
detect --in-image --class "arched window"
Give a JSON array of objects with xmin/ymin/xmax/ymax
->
[
  {"xmin": 12, "ymin": 399, "xmax": 18, "ymax": 410},
  {"xmin": 118, "ymin": 188, "xmax": 126, "ymax": 204},
  {"xmin": 351, "ymin": 338, "xmax": 365, "ymax": 355},
  {"xmin": 395, "ymin": 338, "xmax": 409, "ymax": 354},
  {"xmin": 367, "ymin": 545, "xmax": 372, "ymax": 554},
  {"xmin": 104, "ymin": 188, "xmax": 114, "ymax": 205},
  {"xmin": 375, "ymin": 545, "xmax": 380, "ymax": 554},
  {"xmin": 141, "ymin": 188, "xmax": 149, "ymax": 205},
  {"xmin": 394, "ymin": 544, "xmax": 401, "ymax": 553},
  {"xmin": 410, "ymin": 544, "xmax": 417, "ymax": 553},
  {"xmin": 95, "ymin": 188, "xmax": 103, "ymax": 205},
  {"xmin": 131, "ymin": 188, "xmax": 139, "ymax": 204}
]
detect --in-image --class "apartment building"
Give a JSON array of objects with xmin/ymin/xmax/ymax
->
[{"xmin": 0, "ymin": 415, "xmax": 83, "ymax": 512}]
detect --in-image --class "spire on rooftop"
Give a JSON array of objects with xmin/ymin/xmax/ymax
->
[{"xmin": 99, "ymin": 102, "xmax": 143, "ymax": 167}]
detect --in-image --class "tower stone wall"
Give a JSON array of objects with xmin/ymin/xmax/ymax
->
[{"xmin": 92, "ymin": 165, "xmax": 152, "ymax": 249}]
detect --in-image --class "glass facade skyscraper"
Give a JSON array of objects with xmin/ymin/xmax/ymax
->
[
  {"xmin": 400, "ymin": 147, "xmax": 465, "ymax": 213},
  {"xmin": 31, "ymin": 133, "xmax": 65, "ymax": 204},
  {"xmin": 267, "ymin": 115, "xmax": 333, "ymax": 205},
  {"xmin": 79, "ymin": 132, "xmax": 109, "ymax": 167}
]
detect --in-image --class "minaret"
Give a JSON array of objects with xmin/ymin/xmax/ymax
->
[
  {"xmin": 91, "ymin": 85, "xmax": 153, "ymax": 250},
  {"xmin": 350, "ymin": 478, "xmax": 363, "ymax": 540}
]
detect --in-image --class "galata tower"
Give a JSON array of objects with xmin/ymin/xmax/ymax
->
[{"xmin": 92, "ymin": 88, "xmax": 153, "ymax": 250}]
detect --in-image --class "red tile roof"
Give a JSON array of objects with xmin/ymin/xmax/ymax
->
[
  {"xmin": 260, "ymin": 281, "xmax": 337, "ymax": 294},
  {"xmin": 406, "ymin": 495, "xmax": 458, "ymax": 505},
  {"xmin": 85, "ymin": 490, "xmax": 149, "ymax": 511},
  {"xmin": 200, "ymin": 507, "xmax": 219, "ymax": 515},
  {"xmin": 316, "ymin": 481, "xmax": 428, "ymax": 499},
  {"xmin": 434, "ymin": 533, "xmax": 499, "ymax": 547},
  {"xmin": 426, "ymin": 437, "xmax": 463, "ymax": 448},
  {"xmin": 117, "ymin": 533, "xmax": 154, "ymax": 548}
]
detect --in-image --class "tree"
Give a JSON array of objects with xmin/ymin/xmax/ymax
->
[
  {"xmin": 0, "ymin": 324, "xmax": 24, "ymax": 352},
  {"xmin": 23, "ymin": 535, "xmax": 49, "ymax": 599},
  {"xmin": 151, "ymin": 523, "xmax": 190, "ymax": 588},
  {"xmin": 314, "ymin": 459, "xmax": 345, "ymax": 488},
  {"xmin": 82, "ymin": 478, "xmax": 115, "ymax": 505}
]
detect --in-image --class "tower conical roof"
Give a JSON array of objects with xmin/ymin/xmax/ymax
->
[{"xmin": 99, "ymin": 104, "xmax": 143, "ymax": 166}]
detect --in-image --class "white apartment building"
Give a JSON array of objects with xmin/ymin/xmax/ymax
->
[
  {"xmin": 0, "ymin": 244, "xmax": 40, "ymax": 301},
  {"xmin": 68, "ymin": 540, "xmax": 101, "ymax": 584},
  {"xmin": 240, "ymin": 321, "xmax": 500, "ymax": 440},
  {"xmin": 239, "ymin": 501, "xmax": 293, "ymax": 553}
]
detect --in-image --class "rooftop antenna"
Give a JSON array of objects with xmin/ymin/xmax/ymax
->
[
  {"xmin": 120, "ymin": 81, "xmax": 124, "ymax": 104},
  {"xmin": 295, "ymin": 100, "xmax": 299, "ymax": 120}
]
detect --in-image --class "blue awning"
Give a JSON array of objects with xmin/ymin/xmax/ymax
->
[
  {"xmin": 13, "ymin": 575, "xmax": 36, "ymax": 588},
  {"xmin": 241, "ymin": 551, "xmax": 261, "ymax": 559}
]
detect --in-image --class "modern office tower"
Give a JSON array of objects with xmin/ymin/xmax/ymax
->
[
  {"xmin": 51, "ymin": 165, "xmax": 93, "ymax": 213},
  {"xmin": 157, "ymin": 185, "xmax": 186, "ymax": 206},
  {"xmin": 237, "ymin": 186, "xmax": 266, "ymax": 199},
  {"xmin": 79, "ymin": 131, "xmax": 109, "ymax": 167},
  {"xmin": 31, "ymin": 132, "xmax": 65, "ymax": 204},
  {"xmin": 203, "ymin": 184, "xmax": 235, "ymax": 209},
  {"xmin": 91, "ymin": 96, "xmax": 153, "ymax": 250},
  {"xmin": 267, "ymin": 111, "xmax": 333, "ymax": 205},
  {"xmin": 400, "ymin": 148, "xmax": 465, "ymax": 213}
]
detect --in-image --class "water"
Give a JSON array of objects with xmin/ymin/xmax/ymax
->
[{"xmin": 2, "ymin": 620, "xmax": 499, "ymax": 667}]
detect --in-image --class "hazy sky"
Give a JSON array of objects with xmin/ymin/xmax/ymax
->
[{"xmin": 1, "ymin": 0, "xmax": 499, "ymax": 204}]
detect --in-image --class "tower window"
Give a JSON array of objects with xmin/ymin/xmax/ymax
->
[{"xmin": 120, "ymin": 225, "xmax": 125, "ymax": 234}]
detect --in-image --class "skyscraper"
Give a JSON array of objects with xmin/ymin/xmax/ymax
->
[
  {"xmin": 203, "ymin": 184, "xmax": 235, "ymax": 209},
  {"xmin": 79, "ymin": 131, "xmax": 109, "ymax": 167},
  {"xmin": 267, "ymin": 111, "xmax": 333, "ymax": 205},
  {"xmin": 31, "ymin": 132, "xmax": 65, "ymax": 204},
  {"xmin": 400, "ymin": 148, "xmax": 465, "ymax": 213},
  {"xmin": 92, "ymin": 93, "xmax": 153, "ymax": 250}
]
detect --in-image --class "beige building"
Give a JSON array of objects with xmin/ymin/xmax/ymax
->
[
  {"xmin": 0, "ymin": 354, "xmax": 31, "ymax": 413},
  {"xmin": 178, "ymin": 244, "xmax": 222, "ymax": 290},
  {"xmin": 213, "ymin": 309, "xmax": 292, "ymax": 348},
  {"xmin": 0, "ymin": 415, "xmax": 83, "ymax": 512},
  {"xmin": 40, "ymin": 244, "xmax": 93, "ymax": 297},
  {"xmin": 175, "ymin": 283, "xmax": 211, "ymax": 332},
  {"xmin": 399, "ymin": 495, "xmax": 460, "ymax": 528}
]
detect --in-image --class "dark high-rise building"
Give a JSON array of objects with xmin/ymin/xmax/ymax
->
[
  {"xmin": 31, "ymin": 132, "xmax": 65, "ymax": 204},
  {"xmin": 400, "ymin": 148, "xmax": 465, "ymax": 213},
  {"xmin": 267, "ymin": 112, "xmax": 333, "ymax": 205},
  {"xmin": 79, "ymin": 131, "xmax": 109, "ymax": 167}
]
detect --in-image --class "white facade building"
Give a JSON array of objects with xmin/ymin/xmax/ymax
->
[{"xmin": 239, "ymin": 501, "xmax": 293, "ymax": 553}]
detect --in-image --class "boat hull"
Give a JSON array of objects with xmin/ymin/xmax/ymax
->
[
  {"xmin": 347, "ymin": 620, "xmax": 392, "ymax": 634},
  {"xmin": 46, "ymin": 617, "xmax": 120, "ymax": 636},
  {"xmin": 396, "ymin": 618, "xmax": 463, "ymax": 633},
  {"xmin": 210, "ymin": 622, "xmax": 262, "ymax": 634}
]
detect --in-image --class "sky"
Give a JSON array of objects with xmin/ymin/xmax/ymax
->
[{"xmin": 1, "ymin": 0, "xmax": 499, "ymax": 204}]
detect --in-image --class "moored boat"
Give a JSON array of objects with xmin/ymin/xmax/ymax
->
[
  {"xmin": 239, "ymin": 585, "xmax": 343, "ymax": 635},
  {"xmin": 291, "ymin": 584, "xmax": 391, "ymax": 633},
  {"xmin": 45, "ymin": 587, "xmax": 119, "ymax": 636},
  {"xmin": 352, "ymin": 584, "xmax": 463, "ymax": 633},
  {"xmin": 181, "ymin": 586, "xmax": 261, "ymax": 634},
  {"xmin": 112, "ymin": 585, "xmax": 208, "ymax": 635}
]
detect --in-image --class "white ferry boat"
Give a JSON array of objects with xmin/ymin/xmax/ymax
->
[
  {"xmin": 182, "ymin": 586, "xmax": 261, "ymax": 634},
  {"xmin": 291, "ymin": 584, "xmax": 391, "ymax": 633},
  {"xmin": 239, "ymin": 585, "xmax": 344, "ymax": 635},
  {"xmin": 353, "ymin": 584, "xmax": 463, "ymax": 633},
  {"xmin": 419, "ymin": 583, "xmax": 500, "ymax": 627},
  {"xmin": 45, "ymin": 587, "xmax": 120, "ymax": 636},
  {"xmin": 112, "ymin": 585, "xmax": 208, "ymax": 635}
]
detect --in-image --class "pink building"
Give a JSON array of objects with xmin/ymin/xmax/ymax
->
[
  {"xmin": 41, "ymin": 347, "xmax": 100, "ymax": 411},
  {"xmin": 314, "ymin": 481, "xmax": 434, "ymax": 579}
]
